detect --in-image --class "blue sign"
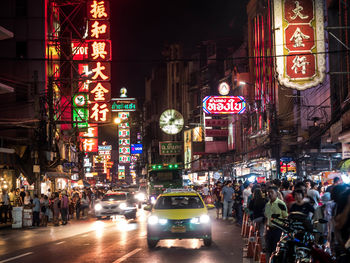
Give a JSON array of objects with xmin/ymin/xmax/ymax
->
[{"xmin": 131, "ymin": 144, "xmax": 143, "ymax": 154}]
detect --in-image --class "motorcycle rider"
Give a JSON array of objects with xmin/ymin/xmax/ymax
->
[{"xmin": 264, "ymin": 186, "xmax": 288, "ymax": 260}]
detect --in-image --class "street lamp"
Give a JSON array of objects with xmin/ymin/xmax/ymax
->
[{"xmin": 114, "ymin": 117, "xmax": 121, "ymax": 125}]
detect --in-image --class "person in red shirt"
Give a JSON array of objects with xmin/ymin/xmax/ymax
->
[{"xmin": 212, "ymin": 182, "xmax": 223, "ymax": 219}]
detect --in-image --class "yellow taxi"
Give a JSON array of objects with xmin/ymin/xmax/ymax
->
[{"xmin": 145, "ymin": 189, "xmax": 213, "ymax": 248}]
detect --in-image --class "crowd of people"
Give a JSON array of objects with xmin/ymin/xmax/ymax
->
[
  {"xmin": 0, "ymin": 187, "xmax": 109, "ymax": 227},
  {"xmin": 208, "ymin": 177, "xmax": 350, "ymax": 262}
]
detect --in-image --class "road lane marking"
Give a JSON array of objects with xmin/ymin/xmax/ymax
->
[
  {"xmin": 56, "ymin": 241, "xmax": 65, "ymax": 245},
  {"xmin": 0, "ymin": 252, "xmax": 34, "ymax": 263},
  {"xmin": 112, "ymin": 248, "xmax": 142, "ymax": 263}
]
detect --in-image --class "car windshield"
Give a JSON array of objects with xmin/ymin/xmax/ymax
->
[
  {"xmin": 154, "ymin": 195, "xmax": 204, "ymax": 209},
  {"xmin": 102, "ymin": 194, "xmax": 127, "ymax": 201}
]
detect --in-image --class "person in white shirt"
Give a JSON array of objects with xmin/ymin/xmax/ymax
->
[
  {"xmin": 243, "ymin": 182, "xmax": 252, "ymax": 208},
  {"xmin": 1, "ymin": 189, "xmax": 10, "ymax": 223}
]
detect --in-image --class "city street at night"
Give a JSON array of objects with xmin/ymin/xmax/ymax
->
[
  {"xmin": 1, "ymin": 0, "xmax": 350, "ymax": 262},
  {"xmin": 0, "ymin": 210, "xmax": 243, "ymax": 263}
]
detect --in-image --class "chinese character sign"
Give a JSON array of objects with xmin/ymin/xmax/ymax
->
[
  {"xmin": 87, "ymin": 0, "xmax": 111, "ymax": 124},
  {"xmin": 274, "ymin": 0, "xmax": 325, "ymax": 90}
]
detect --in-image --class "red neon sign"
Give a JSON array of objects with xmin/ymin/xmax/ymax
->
[
  {"xmin": 87, "ymin": 20, "xmax": 110, "ymax": 39},
  {"xmin": 87, "ymin": 1, "xmax": 110, "ymax": 20},
  {"xmin": 202, "ymin": 96, "xmax": 246, "ymax": 114},
  {"xmin": 89, "ymin": 102, "xmax": 111, "ymax": 123},
  {"xmin": 89, "ymin": 62, "xmax": 110, "ymax": 81},
  {"xmin": 89, "ymin": 82, "xmax": 111, "ymax": 102},
  {"xmin": 88, "ymin": 40, "xmax": 111, "ymax": 61}
]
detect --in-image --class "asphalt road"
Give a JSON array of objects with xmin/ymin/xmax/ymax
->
[{"xmin": 0, "ymin": 210, "xmax": 244, "ymax": 263}]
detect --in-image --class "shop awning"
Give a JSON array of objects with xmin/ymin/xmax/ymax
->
[{"xmin": 46, "ymin": 172, "xmax": 70, "ymax": 179}]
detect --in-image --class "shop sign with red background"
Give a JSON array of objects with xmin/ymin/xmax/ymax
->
[{"xmin": 274, "ymin": 0, "xmax": 325, "ymax": 90}]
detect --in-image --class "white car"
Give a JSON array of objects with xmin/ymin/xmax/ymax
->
[{"xmin": 94, "ymin": 192, "xmax": 137, "ymax": 220}]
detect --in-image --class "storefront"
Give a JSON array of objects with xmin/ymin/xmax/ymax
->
[{"xmin": 233, "ymin": 158, "xmax": 276, "ymax": 181}]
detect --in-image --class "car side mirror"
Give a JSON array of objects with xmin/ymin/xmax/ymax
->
[{"xmin": 143, "ymin": 205, "xmax": 152, "ymax": 211}]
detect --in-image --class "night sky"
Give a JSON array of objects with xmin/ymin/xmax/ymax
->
[{"xmin": 110, "ymin": 0, "xmax": 248, "ymax": 99}]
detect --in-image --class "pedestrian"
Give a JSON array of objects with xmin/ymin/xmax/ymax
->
[
  {"xmin": 32, "ymin": 194, "xmax": 40, "ymax": 227},
  {"xmin": 243, "ymin": 182, "xmax": 252, "ymax": 209},
  {"xmin": 307, "ymin": 181, "xmax": 320, "ymax": 209},
  {"xmin": 249, "ymin": 188, "xmax": 267, "ymax": 248},
  {"xmin": 41, "ymin": 195, "xmax": 49, "ymax": 227},
  {"xmin": 81, "ymin": 192, "xmax": 90, "ymax": 218},
  {"xmin": 0, "ymin": 189, "xmax": 10, "ymax": 223},
  {"xmin": 233, "ymin": 183, "xmax": 243, "ymax": 225},
  {"xmin": 19, "ymin": 187, "xmax": 26, "ymax": 204},
  {"xmin": 212, "ymin": 182, "xmax": 223, "ymax": 219},
  {"xmin": 52, "ymin": 192, "xmax": 60, "ymax": 226},
  {"xmin": 60, "ymin": 190, "xmax": 69, "ymax": 225},
  {"xmin": 221, "ymin": 181, "xmax": 235, "ymax": 220},
  {"xmin": 334, "ymin": 187, "xmax": 350, "ymax": 262},
  {"xmin": 75, "ymin": 192, "xmax": 81, "ymax": 220},
  {"xmin": 264, "ymin": 186, "xmax": 288, "ymax": 260},
  {"xmin": 23, "ymin": 191, "xmax": 31, "ymax": 206},
  {"xmin": 13, "ymin": 188, "xmax": 22, "ymax": 207},
  {"xmin": 290, "ymin": 189, "xmax": 314, "ymax": 219}
]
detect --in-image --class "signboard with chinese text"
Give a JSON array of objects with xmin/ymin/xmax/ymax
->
[
  {"xmin": 202, "ymin": 96, "xmax": 246, "ymax": 114},
  {"xmin": 89, "ymin": 82, "xmax": 111, "ymax": 102},
  {"xmin": 79, "ymin": 125, "xmax": 98, "ymax": 138},
  {"xmin": 111, "ymin": 98, "xmax": 137, "ymax": 112},
  {"xmin": 89, "ymin": 102, "xmax": 111, "ymax": 123},
  {"xmin": 159, "ymin": 141, "xmax": 183, "ymax": 155},
  {"xmin": 119, "ymin": 138, "xmax": 130, "ymax": 146},
  {"xmin": 119, "ymin": 155, "xmax": 131, "ymax": 163},
  {"xmin": 119, "ymin": 147, "xmax": 130, "ymax": 155},
  {"xmin": 88, "ymin": 40, "xmax": 111, "ymax": 61},
  {"xmin": 87, "ymin": 1, "xmax": 110, "ymax": 20},
  {"xmin": 81, "ymin": 138, "xmax": 98, "ymax": 152},
  {"xmin": 73, "ymin": 108, "xmax": 88, "ymax": 128},
  {"xmin": 274, "ymin": 0, "xmax": 325, "ymax": 90}
]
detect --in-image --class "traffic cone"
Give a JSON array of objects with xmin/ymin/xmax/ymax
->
[
  {"xmin": 246, "ymin": 238, "xmax": 255, "ymax": 258},
  {"xmin": 253, "ymin": 237, "xmax": 261, "ymax": 261},
  {"xmin": 259, "ymin": 252, "xmax": 266, "ymax": 263},
  {"xmin": 241, "ymin": 213, "xmax": 247, "ymax": 236}
]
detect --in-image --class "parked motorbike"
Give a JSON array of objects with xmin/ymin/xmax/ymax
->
[{"xmin": 270, "ymin": 212, "xmax": 335, "ymax": 263}]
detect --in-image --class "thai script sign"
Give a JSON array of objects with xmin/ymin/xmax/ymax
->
[
  {"xmin": 202, "ymin": 96, "xmax": 246, "ymax": 114},
  {"xmin": 274, "ymin": 0, "xmax": 325, "ymax": 90},
  {"xmin": 111, "ymin": 98, "xmax": 137, "ymax": 112}
]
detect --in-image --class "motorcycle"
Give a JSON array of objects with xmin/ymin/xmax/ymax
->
[{"xmin": 270, "ymin": 212, "xmax": 335, "ymax": 263}]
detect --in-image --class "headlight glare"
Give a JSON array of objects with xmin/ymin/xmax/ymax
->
[
  {"xmin": 148, "ymin": 215, "xmax": 158, "ymax": 225},
  {"xmin": 136, "ymin": 193, "xmax": 145, "ymax": 201},
  {"xmin": 200, "ymin": 214, "xmax": 210, "ymax": 224},
  {"xmin": 119, "ymin": 203, "xmax": 127, "ymax": 209},
  {"xmin": 190, "ymin": 217, "xmax": 200, "ymax": 224},
  {"xmin": 151, "ymin": 196, "xmax": 156, "ymax": 204},
  {"xmin": 158, "ymin": 218, "xmax": 168, "ymax": 225},
  {"xmin": 94, "ymin": 203, "xmax": 102, "ymax": 211}
]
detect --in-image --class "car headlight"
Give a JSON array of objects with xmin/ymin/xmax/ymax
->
[
  {"xmin": 158, "ymin": 218, "xmax": 168, "ymax": 225},
  {"xmin": 119, "ymin": 203, "xmax": 127, "ymax": 209},
  {"xmin": 150, "ymin": 196, "xmax": 156, "ymax": 204},
  {"xmin": 136, "ymin": 193, "xmax": 145, "ymax": 201},
  {"xmin": 190, "ymin": 217, "xmax": 200, "ymax": 224},
  {"xmin": 148, "ymin": 215, "xmax": 158, "ymax": 225},
  {"xmin": 200, "ymin": 214, "xmax": 210, "ymax": 224},
  {"xmin": 94, "ymin": 203, "xmax": 102, "ymax": 211}
]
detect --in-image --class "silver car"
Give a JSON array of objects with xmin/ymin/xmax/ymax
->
[{"xmin": 94, "ymin": 192, "xmax": 137, "ymax": 220}]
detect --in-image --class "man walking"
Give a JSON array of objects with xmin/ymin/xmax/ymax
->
[
  {"xmin": 264, "ymin": 186, "xmax": 288, "ymax": 260},
  {"xmin": 32, "ymin": 194, "xmax": 40, "ymax": 227},
  {"xmin": 60, "ymin": 191, "xmax": 69, "ymax": 225},
  {"xmin": 0, "ymin": 189, "xmax": 10, "ymax": 223},
  {"xmin": 221, "ymin": 181, "xmax": 235, "ymax": 220}
]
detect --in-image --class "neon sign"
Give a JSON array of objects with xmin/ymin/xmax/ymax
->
[{"xmin": 202, "ymin": 96, "xmax": 246, "ymax": 114}]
